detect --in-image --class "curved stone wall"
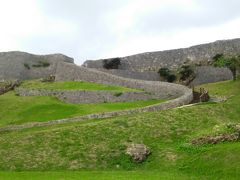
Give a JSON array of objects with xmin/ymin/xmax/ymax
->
[
  {"xmin": 15, "ymin": 88, "xmax": 159, "ymax": 104},
  {"xmin": 94, "ymin": 69, "xmax": 160, "ymax": 81},
  {"xmin": 0, "ymin": 62, "xmax": 193, "ymax": 132},
  {"xmin": 55, "ymin": 62, "xmax": 193, "ymax": 105}
]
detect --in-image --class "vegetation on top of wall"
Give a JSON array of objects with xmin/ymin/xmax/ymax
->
[
  {"xmin": 21, "ymin": 80, "xmax": 141, "ymax": 92},
  {"xmin": 23, "ymin": 61, "xmax": 50, "ymax": 70},
  {"xmin": 212, "ymin": 54, "xmax": 240, "ymax": 81},
  {"xmin": 114, "ymin": 92, "xmax": 123, "ymax": 97},
  {"xmin": 103, "ymin": 58, "xmax": 121, "ymax": 69},
  {"xmin": 32, "ymin": 61, "xmax": 50, "ymax": 68}
]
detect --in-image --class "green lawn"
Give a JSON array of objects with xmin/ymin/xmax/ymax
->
[
  {"xmin": 0, "ymin": 91, "xmax": 163, "ymax": 126},
  {"xmin": 0, "ymin": 171, "xmax": 203, "ymax": 180},
  {"xmin": 21, "ymin": 80, "xmax": 140, "ymax": 92},
  {"xmin": 0, "ymin": 79, "xmax": 239, "ymax": 179}
]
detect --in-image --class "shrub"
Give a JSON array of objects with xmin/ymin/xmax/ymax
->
[
  {"xmin": 212, "ymin": 54, "xmax": 240, "ymax": 81},
  {"xmin": 103, "ymin": 58, "xmax": 121, "ymax": 69},
  {"xmin": 179, "ymin": 65, "xmax": 195, "ymax": 81},
  {"xmin": 24, "ymin": 63, "xmax": 30, "ymax": 70},
  {"xmin": 167, "ymin": 74, "xmax": 177, "ymax": 82},
  {"xmin": 32, "ymin": 61, "xmax": 50, "ymax": 68},
  {"xmin": 41, "ymin": 61, "xmax": 50, "ymax": 67},
  {"xmin": 158, "ymin": 67, "xmax": 170, "ymax": 78},
  {"xmin": 158, "ymin": 67, "xmax": 176, "ymax": 83},
  {"xmin": 114, "ymin": 92, "xmax": 123, "ymax": 97}
]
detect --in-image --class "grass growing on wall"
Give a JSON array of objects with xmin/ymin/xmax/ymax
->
[{"xmin": 21, "ymin": 80, "xmax": 141, "ymax": 92}]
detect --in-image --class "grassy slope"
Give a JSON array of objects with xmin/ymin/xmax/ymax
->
[
  {"xmin": 0, "ymin": 92, "xmax": 162, "ymax": 126},
  {"xmin": 0, "ymin": 79, "xmax": 239, "ymax": 179},
  {"xmin": 21, "ymin": 80, "xmax": 140, "ymax": 92}
]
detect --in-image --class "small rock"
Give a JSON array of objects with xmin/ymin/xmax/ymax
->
[{"xmin": 126, "ymin": 144, "xmax": 151, "ymax": 163}]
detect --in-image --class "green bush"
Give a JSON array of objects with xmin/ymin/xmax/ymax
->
[
  {"xmin": 158, "ymin": 67, "xmax": 170, "ymax": 78},
  {"xmin": 167, "ymin": 74, "xmax": 177, "ymax": 82},
  {"xmin": 103, "ymin": 58, "xmax": 121, "ymax": 69},
  {"xmin": 32, "ymin": 61, "xmax": 50, "ymax": 68},
  {"xmin": 114, "ymin": 92, "xmax": 123, "ymax": 97},
  {"xmin": 212, "ymin": 54, "xmax": 240, "ymax": 81},
  {"xmin": 179, "ymin": 65, "xmax": 195, "ymax": 81},
  {"xmin": 24, "ymin": 63, "xmax": 30, "ymax": 70},
  {"xmin": 158, "ymin": 67, "xmax": 176, "ymax": 83}
]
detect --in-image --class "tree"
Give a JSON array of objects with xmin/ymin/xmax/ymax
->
[
  {"xmin": 178, "ymin": 65, "xmax": 195, "ymax": 81},
  {"xmin": 103, "ymin": 58, "xmax": 121, "ymax": 69},
  {"xmin": 158, "ymin": 67, "xmax": 176, "ymax": 83},
  {"xmin": 212, "ymin": 54, "xmax": 240, "ymax": 81},
  {"xmin": 167, "ymin": 74, "xmax": 177, "ymax": 82},
  {"xmin": 158, "ymin": 67, "xmax": 170, "ymax": 78}
]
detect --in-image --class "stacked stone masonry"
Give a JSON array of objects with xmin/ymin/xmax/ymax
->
[
  {"xmin": 83, "ymin": 39, "xmax": 239, "ymax": 84},
  {"xmin": 0, "ymin": 62, "xmax": 193, "ymax": 131},
  {"xmin": 16, "ymin": 88, "xmax": 160, "ymax": 104},
  {"xmin": 84, "ymin": 38, "xmax": 240, "ymax": 72}
]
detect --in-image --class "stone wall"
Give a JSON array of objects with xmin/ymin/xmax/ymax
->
[
  {"xmin": 0, "ymin": 51, "xmax": 74, "ymax": 80},
  {"xmin": 16, "ymin": 88, "xmax": 159, "ymax": 104},
  {"xmin": 55, "ymin": 62, "xmax": 193, "ymax": 105},
  {"xmin": 96, "ymin": 69, "xmax": 160, "ymax": 81},
  {"xmin": 190, "ymin": 66, "xmax": 233, "ymax": 86},
  {"xmin": 55, "ymin": 62, "xmax": 191, "ymax": 99},
  {"xmin": 83, "ymin": 38, "xmax": 240, "ymax": 72},
  {"xmin": 0, "ymin": 62, "xmax": 193, "ymax": 132},
  {"xmin": 1, "ymin": 89, "xmax": 193, "ymax": 132}
]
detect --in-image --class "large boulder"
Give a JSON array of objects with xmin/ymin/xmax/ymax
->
[{"xmin": 126, "ymin": 144, "xmax": 151, "ymax": 163}]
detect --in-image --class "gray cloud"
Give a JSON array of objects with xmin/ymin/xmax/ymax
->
[
  {"xmin": 132, "ymin": 0, "xmax": 240, "ymax": 35},
  {"xmin": 1, "ymin": 0, "xmax": 240, "ymax": 64}
]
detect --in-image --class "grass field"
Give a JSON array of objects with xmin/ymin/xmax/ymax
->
[
  {"xmin": 0, "ymin": 171, "xmax": 205, "ymax": 180},
  {"xmin": 0, "ymin": 78, "xmax": 239, "ymax": 179},
  {"xmin": 0, "ymin": 91, "xmax": 163, "ymax": 126},
  {"xmin": 21, "ymin": 80, "xmax": 140, "ymax": 92}
]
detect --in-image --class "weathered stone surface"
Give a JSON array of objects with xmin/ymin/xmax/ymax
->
[
  {"xmin": 83, "ymin": 38, "xmax": 240, "ymax": 72},
  {"xmin": 0, "ymin": 49, "xmax": 194, "ymax": 132},
  {"xmin": 55, "ymin": 62, "xmax": 192, "ymax": 100},
  {"xmin": 0, "ymin": 63, "xmax": 193, "ymax": 132},
  {"xmin": 83, "ymin": 39, "xmax": 239, "ymax": 84},
  {"xmin": 0, "ymin": 51, "xmax": 74, "ymax": 80},
  {"xmin": 190, "ymin": 66, "xmax": 233, "ymax": 86},
  {"xmin": 191, "ymin": 133, "xmax": 239, "ymax": 145},
  {"xmin": 16, "ymin": 88, "xmax": 160, "ymax": 104},
  {"xmin": 191, "ymin": 123, "xmax": 240, "ymax": 145},
  {"xmin": 93, "ymin": 69, "xmax": 160, "ymax": 81},
  {"xmin": 126, "ymin": 144, "xmax": 151, "ymax": 163}
]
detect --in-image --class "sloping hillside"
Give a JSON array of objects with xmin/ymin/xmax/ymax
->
[{"xmin": 0, "ymin": 78, "xmax": 239, "ymax": 179}]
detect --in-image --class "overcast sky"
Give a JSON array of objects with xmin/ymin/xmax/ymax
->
[{"xmin": 0, "ymin": 0, "xmax": 240, "ymax": 65}]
